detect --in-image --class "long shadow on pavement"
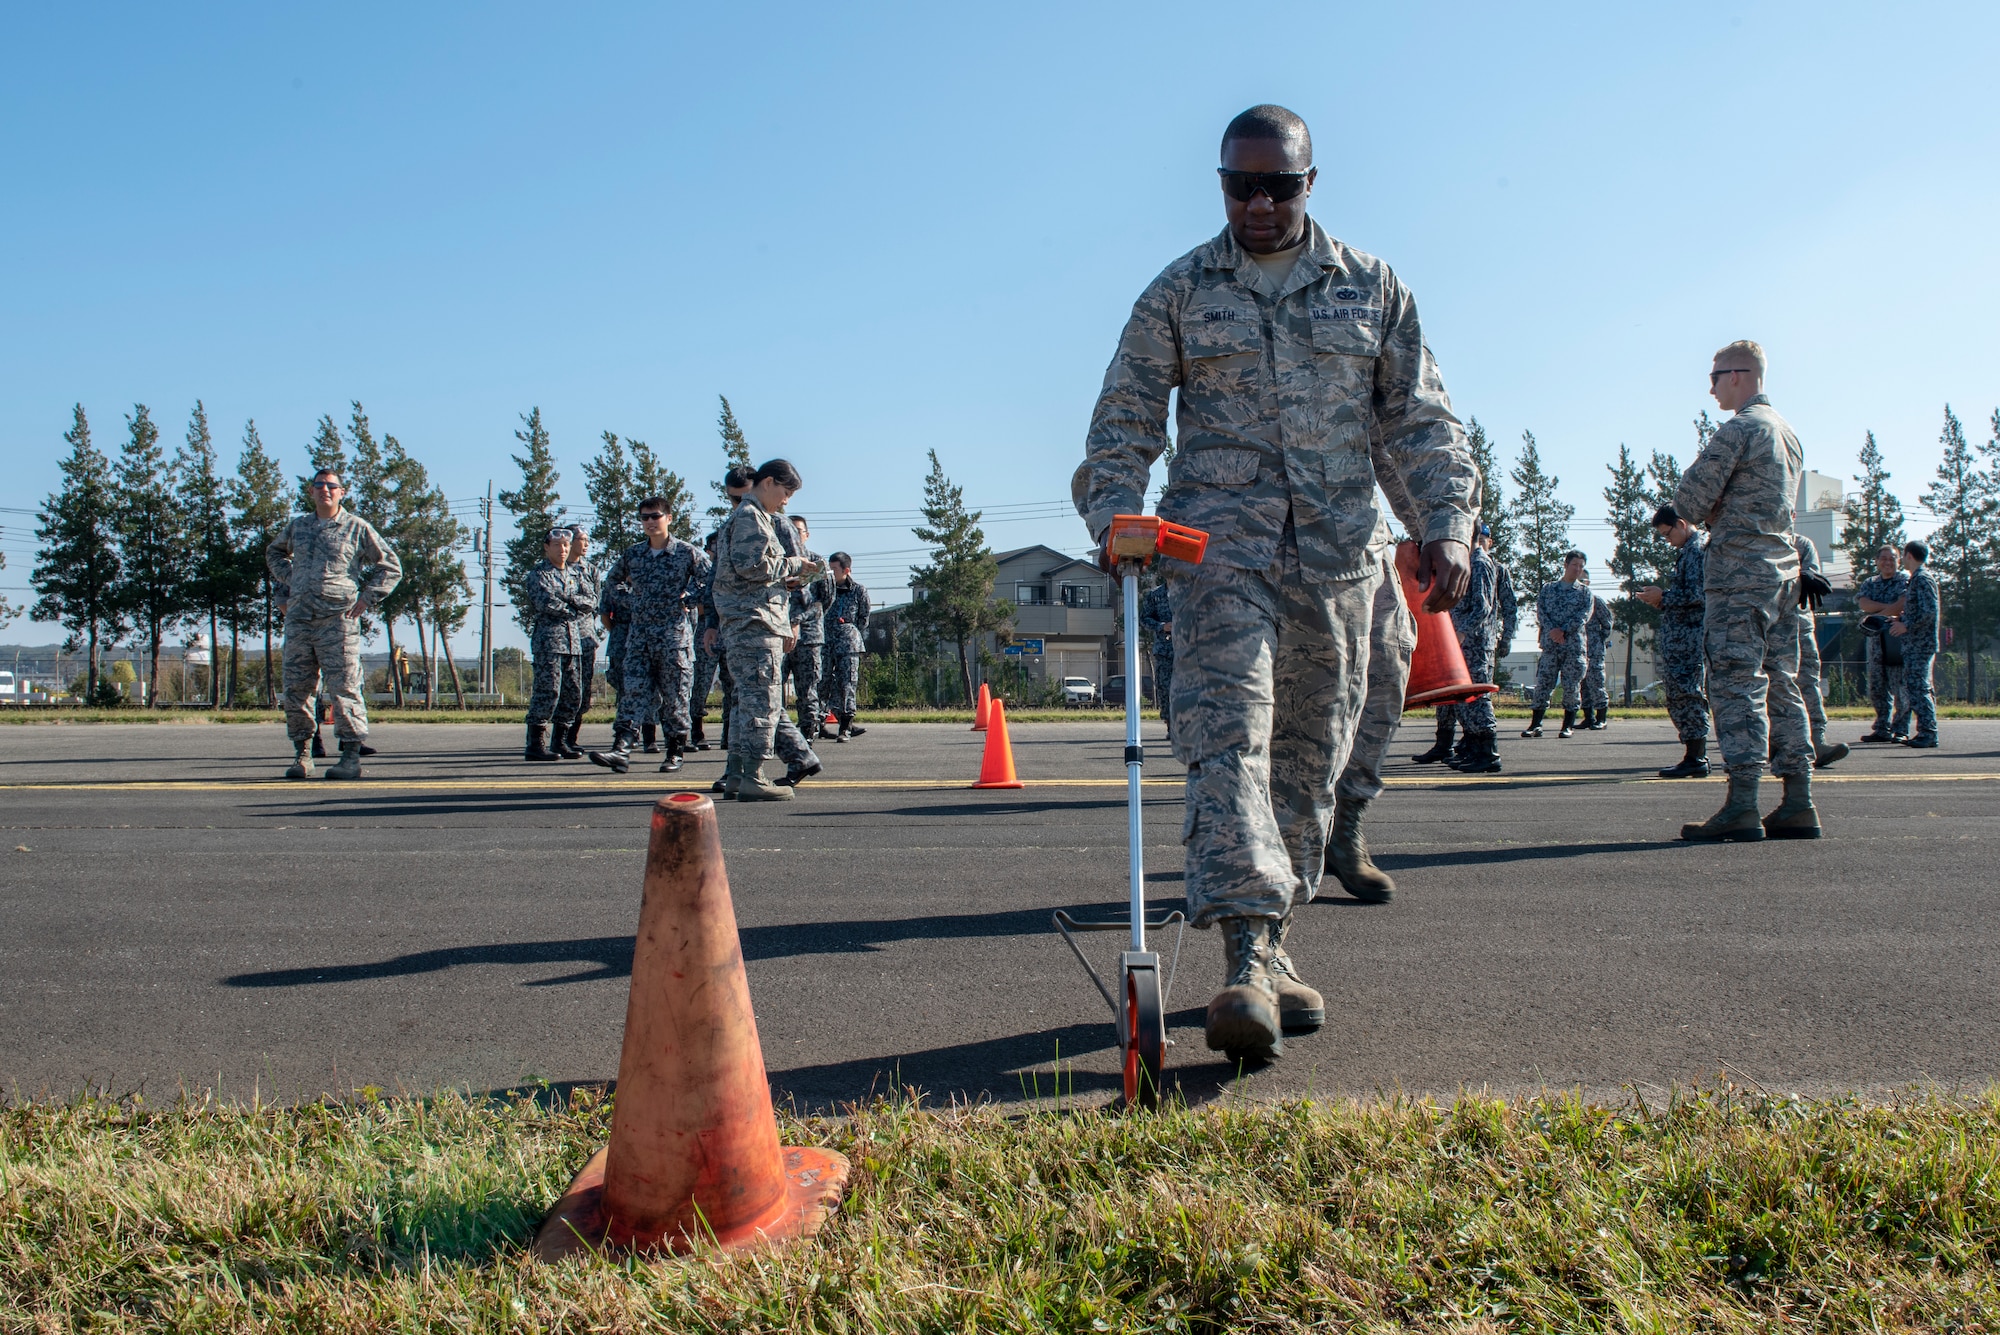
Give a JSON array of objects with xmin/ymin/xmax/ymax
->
[{"xmin": 1372, "ymin": 838, "xmax": 1681, "ymax": 872}]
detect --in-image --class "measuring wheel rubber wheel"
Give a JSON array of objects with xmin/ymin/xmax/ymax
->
[{"xmin": 1123, "ymin": 967, "xmax": 1167, "ymax": 1110}]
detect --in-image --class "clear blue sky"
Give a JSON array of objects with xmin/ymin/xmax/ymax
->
[{"xmin": 3, "ymin": 2, "xmax": 1995, "ymax": 650}]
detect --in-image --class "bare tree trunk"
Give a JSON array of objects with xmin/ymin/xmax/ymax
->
[
  {"xmin": 229, "ymin": 620, "xmax": 240, "ymax": 709},
  {"xmin": 439, "ymin": 617, "xmax": 466, "ymax": 709},
  {"xmin": 385, "ymin": 620, "xmax": 405, "ymax": 708},
  {"xmin": 262, "ymin": 584, "xmax": 274, "ymax": 707},
  {"xmin": 955, "ymin": 636, "xmax": 973, "ymax": 706},
  {"xmin": 87, "ymin": 623, "xmax": 99, "ymax": 700},
  {"xmin": 1622, "ymin": 625, "xmax": 1634, "ymax": 707},
  {"xmin": 414, "ymin": 609, "xmax": 435, "ymax": 709},
  {"xmin": 148, "ymin": 628, "xmax": 163, "ymax": 709},
  {"xmin": 210, "ymin": 606, "xmax": 221, "ymax": 708}
]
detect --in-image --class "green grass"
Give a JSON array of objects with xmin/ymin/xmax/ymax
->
[{"xmin": 7, "ymin": 1084, "xmax": 2000, "ymax": 1331}]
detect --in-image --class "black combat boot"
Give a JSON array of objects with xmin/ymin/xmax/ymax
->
[
  {"xmin": 553, "ymin": 721, "xmax": 583, "ymax": 759},
  {"xmin": 1204, "ymin": 916, "xmax": 1282, "ymax": 1063},
  {"xmin": 1453, "ymin": 731, "xmax": 1502, "ymax": 773},
  {"xmin": 1762, "ymin": 771, "xmax": 1821, "ymax": 839},
  {"xmin": 1589, "ymin": 707, "xmax": 1609, "ymax": 730},
  {"xmin": 310, "ymin": 730, "xmax": 327, "ymax": 759},
  {"xmin": 658, "ymin": 739, "xmax": 684, "ymax": 774},
  {"xmin": 1521, "ymin": 709, "xmax": 1545, "ymax": 739},
  {"xmin": 1558, "ymin": 709, "xmax": 1578, "ymax": 738},
  {"xmin": 641, "ymin": 722, "xmax": 659, "ymax": 754},
  {"xmin": 587, "ymin": 738, "xmax": 632, "ymax": 774},
  {"xmin": 524, "ymin": 724, "xmax": 559, "ymax": 763},
  {"xmin": 1411, "ymin": 719, "xmax": 1456, "ymax": 764},
  {"xmin": 1658, "ymin": 737, "xmax": 1710, "ymax": 779},
  {"xmin": 1680, "ymin": 773, "xmax": 1764, "ymax": 842}
]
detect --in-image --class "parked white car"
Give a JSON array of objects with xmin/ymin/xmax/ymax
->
[{"xmin": 1059, "ymin": 676, "xmax": 1098, "ymax": 705}]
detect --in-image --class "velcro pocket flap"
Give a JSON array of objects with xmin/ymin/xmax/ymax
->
[{"xmin": 1176, "ymin": 448, "xmax": 1261, "ymax": 486}]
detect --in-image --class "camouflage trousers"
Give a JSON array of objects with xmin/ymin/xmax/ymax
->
[
  {"xmin": 578, "ymin": 639, "xmax": 599, "ymax": 716},
  {"xmin": 724, "ymin": 628, "xmax": 815, "ymax": 769},
  {"xmin": 1336, "ymin": 550, "xmax": 1415, "ymax": 803},
  {"xmin": 827, "ymin": 651, "xmax": 861, "ymax": 718},
  {"xmin": 1865, "ymin": 635, "xmax": 1911, "ymax": 735},
  {"xmin": 785, "ymin": 641, "xmax": 824, "ymax": 735},
  {"xmin": 1705, "ymin": 583, "xmax": 1811, "ymax": 781},
  {"xmin": 691, "ymin": 636, "xmax": 722, "ymax": 732},
  {"xmin": 1151, "ymin": 650, "xmax": 1174, "ymax": 731},
  {"xmin": 282, "ymin": 613, "xmax": 367, "ymax": 744},
  {"xmin": 526, "ymin": 651, "xmax": 582, "ymax": 728},
  {"xmin": 1903, "ymin": 649, "xmax": 1938, "ymax": 739},
  {"xmin": 1437, "ymin": 629, "xmax": 1498, "ymax": 735},
  {"xmin": 615, "ymin": 629, "xmax": 693, "ymax": 746},
  {"xmin": 1583, "ymin": 649, "xmax": 1610, "ymax": 711},
  {"xmin": 1657, "ymin": 617, "xmax": 1709, "ymax": 742},
  {"xmin": 1167, "ymin": 560, "xmax": 1377, "ymax": 927},
  {"xmin": 1795, "ymin": 612, "xmax": 1826, "ymax": 748},
  {"xmin": 1528, "ymin": 639, "xmax": 1584, "ymax": 711}
]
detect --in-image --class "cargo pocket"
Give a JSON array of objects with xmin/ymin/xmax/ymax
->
[{"xmin": 1158, "ymin": 448, "xmax": 1261, "ymax": 544}]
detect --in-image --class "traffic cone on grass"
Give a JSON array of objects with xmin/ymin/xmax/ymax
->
[
  {"xmin": 971, "ymin": 698, "xmax": 1024, "ymax": 789},
  {"xmin": 531, "ymin": 792, "xmax": 849, "ymax": 1260},
  {"xmin": 971, "ymin": 682, "xmax": 992, "ymax": 731},
  {"xmin": 1395, "ymin": 540, "xmax": 1502, "ymax": 710}
]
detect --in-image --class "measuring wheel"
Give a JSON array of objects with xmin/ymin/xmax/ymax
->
[{"xmin": 1123, "ymin": 959, "xmax": 1167, "ymax": 1109}]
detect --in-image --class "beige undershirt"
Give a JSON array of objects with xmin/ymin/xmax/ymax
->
[{"xmin": 1247, "ymin": 241, "xmax": 1304, "ymax": 294}]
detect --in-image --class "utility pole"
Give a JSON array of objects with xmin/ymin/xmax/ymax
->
[{"xmin": 479, "ymin": 480, "xmax": 495, "ymax": 694}]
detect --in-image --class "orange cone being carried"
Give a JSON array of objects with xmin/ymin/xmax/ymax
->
[
  {"xmin": 1395, "ymin": 539, "xmax": 1501, "ymax": 711},
  {"xmin": 971, "ymin": 682, "xmax": 992, "ymax": 731},
  {"xmin": 531, "ymin": 793, "xmax": 849, "ymax": 1260},
  {"xmin": 971, "ymin": 698, "xmax": 1024, "ymax": 789}
]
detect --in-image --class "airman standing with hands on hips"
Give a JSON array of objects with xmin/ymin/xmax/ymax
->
[{"xmin": 1072, "ymin": 104, "xmax": 1478, "ymax": 1064}]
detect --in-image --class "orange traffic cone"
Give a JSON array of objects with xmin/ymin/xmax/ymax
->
[
  {"xmin": 971, "ymin": 697, "xmax": 1024, "ymax": 789},
  {"xmin": 531, "ymin": 792, "xmax": 849, "ymax": 1260},
  {"xmin": 1395, "ymin": 540, "xmax": 1501, "ymax": 710},
  {"xmin": 971, "ymin": 682, "xmax": 992, "ymax": 731}
]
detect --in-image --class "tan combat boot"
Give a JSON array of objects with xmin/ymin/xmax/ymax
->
[
  {"xmin": 285, "ymin": 744, "xmax": 314, "ymax": 780},
  {"xmin": 1326, "ymin": 795, "xmax": 1394, "ymax": 903},
  {"xmin": 1680, "ymin": 773, "xmax": 1764, "ymax": 842},
  {"xmin": 1205, "ymin": 916, "xmax": 1283, "ymax": 1062},
  {"xmin": 1269, "ymin": 916, "xmax": 1325, "ymax": 1032},
  {"xmin": 732, "ymin": 757, "xmax": 794, "ymax": 802},
  {"xmin": 1762, "ymin": 771, "xmax": 1822, "ymax": 839}
]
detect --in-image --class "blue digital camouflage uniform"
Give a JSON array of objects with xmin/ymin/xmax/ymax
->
[
  {"xmin": 571, "ymin": 561, "xmax": 603, "ymax": 716},
  {"xmin": 526, "ymin": 559, "xmax": 593, "ymax": 729},
  {"xmin": 1073, "ymin": 217, "xmax": 1478, "ymax": 927},
  {"xmin": 713, "ymin": 497, "xmax": 817, "ymax": 771},
  {"xmin": 1528, "ymin": 579, "xmax": 1592, "ymax": 711},
  {"xmin": 1792, "ymin": 535, "xmax": 1827, "ymax": 748},
  {"xmin": 267, "ymin": 510, "xmax": 402, "ymax": 743},
  {"xmin": 1582, "ymin": 593, "xmax": 1613, "ymax": 710},
  {"xmin": 1493, "ymin": 561, "xmax": 1518, "ymax": 659},
  {"xmin": 1137, "ymin": 581, "xmax": 1175, "ymax": 730},
  {"xmin": 1658, "ymin": 531, "xmax": 1710, "ymax": 742},
  {"xmin": 1857, "ymin": 569, "xmax": 1912, "ymax": 735},
  {"xmin": 689, "ymin": 534, "xmax": 727, "ymax": 736},
  {"xmin": 786, "ymin": 572, "xmax": 830, "ymax": 732},
  {"xmin": 1441, "ymin": 544, "xmax": 1500, "ymax": 735},
  {"xmin": 607, "ymin": 537, "xmax": 710, "ymax": 748},
  {"xmin": 1900, "ymin": 564, "xmax": 1940, "ymax": 741},
  {"xmin": 1672, "ymin": 393, "xmax": 1810, "ymax": 782},
  {"xmin": 825, "ymin": 577, "xmax": 870, "ymax": 720},
  {"xmin": 601, "ymin": 578, "xmax": 635, "ymax": 719}
]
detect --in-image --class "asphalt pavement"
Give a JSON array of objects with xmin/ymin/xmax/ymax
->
[{"xmin": 3, "ymin": 716, "xmax": 1997, "ymax": 1110}]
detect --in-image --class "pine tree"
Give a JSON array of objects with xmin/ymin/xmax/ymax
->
[
  {"xmin": 628, "ymin": 439, "xmax": 697, "ymax": 540},
  {"xmin": 1602, "ymin": 444, "xmax": 1662, "ymax": 704},
  {"xmin": 1839, "ymin": 430, "xmax": 1907, "ymax": 586},
  {"xmin": 1647, "ymin": 450, "xmax": 1683, "ymax": 516},
  {"xmin": 584, "ymin": 431, "xmax": 638, "ymax": 557},
  {"xmin": 381, "ymin": 438, "xmax": 468, "ymax": 708},
  {"xmin": 111, "ymin": 405, "xmax": 192, "ymax": 706},
  {"xmin": 905, "ymin": 449, "xmax": 1011, "ymax": 704},
  {"xmin": 708, "ymin": 396, "xmax": 754, "ymax": 521},
  {"xmin": 498, "ymin": 407, "xmax": 565, "ymax": 636},
  {"xmin": 1465, "ymin": 417, "xmax": 1516, "ymax": 568},
  {"xmin": 299, "ymin": 414, "xmax": 349, "ymax": 513},
  {"xmin": 176, "ymin": 402, "xmax": 235, "ymax": 706},
  {"xmin": 1921, "ymin": 405, "xmax": 2000, "ymax": 701},
  {"xmin": 31, "ymin": 405, "xmax": 126, "ymax": 702},
  {"xmin": 228, "ymin": 420, "xmax": 289, "ymax": 706},
  {"xmin": 1693, "ymin": 410, "xmax": 1717, "ymax": 453},
  {"xmin": 1505, "ymin": 429, "xmax": 1574, "ymax": 601}
]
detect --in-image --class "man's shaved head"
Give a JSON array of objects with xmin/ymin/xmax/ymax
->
[{"xmin": 1221, "ymin": 104, "xmax": 1312, "ymax": 168}]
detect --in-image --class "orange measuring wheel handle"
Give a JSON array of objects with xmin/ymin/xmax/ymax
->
[{"xmin": 1108, "ymin": 515, "xmax": 1209, "ymax": 566}]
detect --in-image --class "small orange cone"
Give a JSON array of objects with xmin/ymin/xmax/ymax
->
[
  {"xmin": 971, "ymin": 682, "xmax": 992, "ymax": 731},
  {"xmin": 824, "ymin": 711, "xmax": 838, "ymax": 729},
  {"xmin": 1394, "ymin": 540, "xmax": 1502, "ymax": 710},
  {"xmin": 531, "ymin": 793, "xmax": 849, "ymax": 1260},
  {"xmin": 971, "ymin": 698, "xmax": 1024, "ymax": 789}
]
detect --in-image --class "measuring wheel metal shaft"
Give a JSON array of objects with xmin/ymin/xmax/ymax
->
[{"xmin": 1052, "ymin": 515, "xmax": 1207, "ymax": 1109}]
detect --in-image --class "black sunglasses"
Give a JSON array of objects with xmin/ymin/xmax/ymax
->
[
  {"xmin": 639, "ymin": 511, "xmax": 667, "ymax": 521},
  {"xmin": 1217, "ymin": 168, "xmax": 1310, "ymax": 203}
]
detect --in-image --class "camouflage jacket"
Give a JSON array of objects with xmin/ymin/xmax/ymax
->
[
  {"xmin": 1536, "ymin": 579, "xmax": 1592, "ymax": 644},
  {"xmin": 1585, "ymin": 594, "xmax": 1612, "ymax": 661},
  {"xmin": 1494, "ymin": 561, "xmax": 1518, "ymax": 651},
  {"xmin": 1901, "ymin": 567, "xmax": 1940, "ymax": 652},
  {"xmin": 1857, "ymin": 570, "xmax": 1908, "ymax": 614},
  {"xmin": 569, "ymin": 562, "xmax": 602, "ymax": 647},
  {"xmin": 826, "ymin": 579, "xmax": 870, "ymax": 654},
  {"xmin": 714, "ymin": 498, "xmax": 813, "ymax": 635},
  {"xmin": 790, "ymin": 575, "xmax": 832, "ymax": 645},
  {"xmin": 1138, "ymin": 582, "xmax": 1174, "ymax": 654},
  {"xmin": 1450, "ymin": 545, "xmax": 1498, "ymax": 652},
  {"xmin": 1662, "ymin": 532, "xmax": 1707, "ymax": 625},
  {"xmin": 1673, "ymin": 395, "xmax": 1803, "ymax": 592},
  {"xmin": 605, "ymin": 537, "xmax": 710, "ymax": 635},
  {"xmin": 526, "ymin": 560, "xmax": 594, "ymax": 655},
  {"xmin": 1072, "ymin": 218, "xmax": 1479, "ymax": 581},
  {"xmin": 267, "ymin": 509, "xmax": 402, "ymax": 621}
]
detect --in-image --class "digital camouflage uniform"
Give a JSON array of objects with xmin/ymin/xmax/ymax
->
[
  {"xmin": 1440, "ymin": 543, "xmax": 1500, "ymax": 735},
  {"xmin": 571, "ymin": 561, "xmax": 603, "ymax": 717},
  {"xmin": 1658, "ymin": 531, "xmax": 1711, "ymax": 742},
  {"xmin": 1493, "ymin": 561, "xmax": 1518, "ymax": 658},
  {"xmin": 1073, "ymin": 217, "xmax": 1478, "ymax": 927},
  {"xmin": 1857, "ymin": 569, "xmax": 1912, "ymax": 735},
  {"xmin": 690, "ymin": 537, "xmax": 726, "ymax": 737},
  {"xmin": 1334, "ymin": 444, "xmax": 1425, "ymax": 804},
  {"xmin": 825, "ymin": 578, "xmax": 870, "ymax": 721},
  {"xmin": 714, "ymin": 497, "xmax": 817, "ymax": 772},
  {"xmin": 1582, "ymin": 594, "xmax": 1613, "ymax": 711},
  {"xmin": 601, "ymin": 578, "xmax": 634, "ymax": 718},
  {"xmin": 1900, "ymin": 564, "xmax": 1940, "ymax": 742},
  {"xmin": 608, "ymin": 537, "xmax": 710, "ymax": 748},
  {"xmin": 525, "ymin": 560, "xmax": 592, "ymax": 729},
  {"xmin": 1673, "ymin": 393, "xmax": 1810, "ymax": 782},
  {"xmin": 1137, "ymin": 581, "xmax": 1175, "ymax": 730},
  {"xmin": 1792, "ymin": 535, "xmax": 1828, "ymax": 748},
  {"xmin": 1528, "ymin": 579, "xmax": 1592, "ymax": 710},
  {"xmin": 267, "ymin": 510, "xmax": 402, "ymax": 744},
  {"xmin": 782, "ymin": 530, "xmax": 831, "ymax": 735}
]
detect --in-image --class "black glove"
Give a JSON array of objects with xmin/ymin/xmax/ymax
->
[{"xmin": 1799, "ymin": 569, "xmax": 1832, "ymax": 610}]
